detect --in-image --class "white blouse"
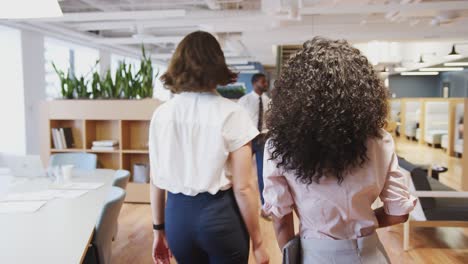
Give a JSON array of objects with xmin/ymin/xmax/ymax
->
[{"xmin": 149, "ymin": 92, "xmax": 259, "ymax": 196}]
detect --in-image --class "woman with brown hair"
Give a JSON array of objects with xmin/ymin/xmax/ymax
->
[
  {"xmin": 149, "ymin": 31, "xmax": 269, "ymax": 264},
  {"xmin": 263, "ymin": 37, "xmax": 416, "ymax": 263}
]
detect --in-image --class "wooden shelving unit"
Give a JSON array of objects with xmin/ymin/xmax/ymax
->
[{"xmin": 41, "ymin": 99, "xmax": 162, "ymax": 203}]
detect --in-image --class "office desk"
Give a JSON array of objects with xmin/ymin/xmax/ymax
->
[{"xmin": 0, "ymin": 169, "xmax": 114, "ymax": 264}]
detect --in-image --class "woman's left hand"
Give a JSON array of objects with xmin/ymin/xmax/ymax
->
[{"xmin": 152, "ymin": 231, "xmax": 172, "ymax": 264}]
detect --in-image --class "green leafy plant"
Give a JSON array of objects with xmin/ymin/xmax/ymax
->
[
  {"xmin": 91, "ymin": 71, "xmax": 102, "ymax": 99},
  {"xmin": 52, "ymin": 63, "xmax": 74, "ymax": 99},
  {"xmin": 101, "ymin": 69, "xmax": 118, "ymax": 99},
  {"xmin": 73, "ymin": 75, "xmax": 89, "ymax": 99},
  {"xmin": 52, "ymin": 47, "xmax": 158, "ymax": 100},
  {"xmin": 217, "ymin": 85, "xmax": 246, "ymax": 99},
  {"xmin": 138, "ymin": 45, "xmax": 158, "ymax": 99}
]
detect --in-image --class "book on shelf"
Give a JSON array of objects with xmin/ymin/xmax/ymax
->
[
  {"xmin": 63, "ymin": 128, "xmax": 75, "ymax": 148},
  {"xmin": 59, "ymin": 128, "xmax": 66, "ymax": 149},
  {"xmin": 92, "ymin": 140, "xmax": 119, "ymax": 147},
  {"xmin": 51, "ymin": 127, "xmax": 75, "ymax": 149},
  {"xmin": 91, "ymin": 146, "xmax": 119, "ymax": 151},
  {"xmin": 51, "ymin": 128, "xmax": 61, "ymax": 149}
]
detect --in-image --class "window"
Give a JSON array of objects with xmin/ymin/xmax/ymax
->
[
  {"xmin": 73, "ymin": 44, "xmax": 99, "ymax": 82},
  {"xmin": 111, "ymin": 54, "xmax": 140, "ymax": 75},
  {"xmin": 44, "ymin": 38, "xmax": 70, "ymax": 99},
  {"xmin": 44, "ymin": 38, "xmax": 99, "ymax": 99},
  {"xmin": 0, "ymin": 25, "xmax": 26, "ymax": 154},
  {"xmin": 153, "ymin": 62, "xmax": 171, "ymax": 101}
]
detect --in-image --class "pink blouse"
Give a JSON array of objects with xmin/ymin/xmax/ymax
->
[{"xmin": 262, "ymin": 130, "xmax": 417, "ymax": 239}]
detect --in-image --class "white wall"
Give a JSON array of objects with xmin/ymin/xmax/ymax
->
[{"xmin": 0, "ymin": 26, "xmax": 26, "ymax": 155}]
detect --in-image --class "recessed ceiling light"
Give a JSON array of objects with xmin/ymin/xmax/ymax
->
[
  {"xmin": 401, "ymin": 72, "xmax": 439, "ymax": 76},
  {"xmin": 443, "ymin": 62, "xmax": 468, "ymax": 67},
  {"xmin": 419, "ymin": 67, "xmax": 463, "ymax": 72}
]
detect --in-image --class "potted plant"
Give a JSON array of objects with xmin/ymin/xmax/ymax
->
[
  {"xmin": 52, "ymin": 46, "xmax": 159, "ymax": 100},
  {"xmin": 217, "ymin": 84, "xmax": 247, "ymax": 99}
]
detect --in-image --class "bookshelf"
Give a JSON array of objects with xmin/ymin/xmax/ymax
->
[{"xmin": 41, "ymin": 99, "xmax": 162, "ymax": 203}]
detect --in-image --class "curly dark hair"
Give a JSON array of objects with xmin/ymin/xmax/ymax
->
[
  {"xmin": 160, "ymin": 31, "xmax": 237, "ymax": 93},
  {"xmin": 267, "ymin": 37, "xmax": 389, "ymax": 185}
]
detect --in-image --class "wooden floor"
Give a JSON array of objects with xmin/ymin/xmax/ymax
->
[
  {"xmin": 395, "ymin": 136, "xmax": 463, "ymax": 191},
  {"xmin": 111, "ymin": 138, "xmax": 468, "ymax": 264}
]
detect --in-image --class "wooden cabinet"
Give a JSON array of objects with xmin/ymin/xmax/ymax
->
[{"xmin": 41, "ymin": 99, "xmax": 162, "ymax": 203}]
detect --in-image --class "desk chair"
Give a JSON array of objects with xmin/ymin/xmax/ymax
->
[
  {"xmin": 84, "ymin": 187, "xmax": 126, "ymax": 264},
  {"xmin": 49, "ymin": 153, "xmax": 97, "ymax": 170},
  {"xmin": 111, "ymin": 170, "xmax": 130, "ymax": 240},
  {"xmin": 112, "ymin": 170, "xmax": 130, "ymax": 190},
  {"xmin": 398, "ymin": 158, "xmax": 468, "ymax": 251}
]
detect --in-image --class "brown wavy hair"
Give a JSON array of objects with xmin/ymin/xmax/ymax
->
[
  {"xmin": 160, "ymin": 31, "xmax": 237, "ymax": 93},
  {"xmin": 267, "ymin": 37, "xmax": 388, "ymax": 185}
]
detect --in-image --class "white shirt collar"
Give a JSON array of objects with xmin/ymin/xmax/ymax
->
[{"xmin": 250, "ymin": 91, "xmax": 264, "ymax": 99}]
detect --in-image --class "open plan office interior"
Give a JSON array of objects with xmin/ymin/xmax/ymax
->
[{"xmin": 0, "ymin": 0, "xmax": 468, "ymax": 263}]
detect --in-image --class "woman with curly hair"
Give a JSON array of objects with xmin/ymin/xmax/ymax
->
[{"xmin": 263, "ymin": 37, "xmax": 416, "ymax": 263}]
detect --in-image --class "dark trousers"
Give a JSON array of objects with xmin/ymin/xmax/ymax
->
[
  {"xmin": 252, "ymin": 138, "xmax": 265, "ymax": 205},
  {"xmin": 165, "ymin": 189, "xmax": 249, "ymax": 264}
]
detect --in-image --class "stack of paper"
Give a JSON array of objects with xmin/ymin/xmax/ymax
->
[
  {"xmin": 0, "ymin": 190, "xmax": 56, "ymax": 201},
  {"xmin": 0, "ymin": 189, "xmax": 90, "ymax": 202},
  {"xmin": 91, "ymin": 140, "xmax": 119, "ymax": 151},
  {"xmin": 0, "ymin": 201, "xmax": 47, "ymax": 213},
  {"xmin": 49, "ymin": 182, "xmax": 105, "ymax": 190}
]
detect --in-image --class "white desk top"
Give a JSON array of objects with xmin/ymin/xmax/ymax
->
[{"xmin": 0, "ymin": 169, "xmax": 114, "ymax": 264}]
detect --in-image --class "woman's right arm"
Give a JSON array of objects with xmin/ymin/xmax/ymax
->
[
  {"xmin": 230, "ymin": 143, "xmax": 269, "ymax": 264},
  {"xmin": 374, "ymin": 207, "xmax": 409, "ymax": 228},
  {"xmin": 378, "ymin": 145, "xmax": 417, "ymax": 228},
  {"xmin": 272, "ymin": 212, "xmax": 295, "ymax": 249}
]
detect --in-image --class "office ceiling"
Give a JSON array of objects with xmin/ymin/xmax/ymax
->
[{"xmin": 5, "ymin": 0, "xmax": 468, "ymax": 65}]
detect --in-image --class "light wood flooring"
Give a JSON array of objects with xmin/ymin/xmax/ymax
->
[
  {"xmin": 111, "ymin": 138, "xmax": 468, "ymax": 264},
  {"xmin": 395, "ymin": 136, "xmax": 463, "ymax": 191}
]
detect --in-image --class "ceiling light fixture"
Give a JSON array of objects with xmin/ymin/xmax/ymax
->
[
  {"xmin": 226, "ymin": 58, "xmax": 250, "ymax": 65},
  {"xmin": 418, "ymin": 55, "xmax": 425, "ymax": 64},
  {"xmin": 443, "ymin": 62, "xmax": 468, "ymax": 67},
  {"xmin": 239, "ymin": 70, "xmax": 260, "ymax": 74},
  {"xmin": 0, "ymin": 0, "xmax": 62, "ymax": 19},
  {"xmin": 446, "ymin": 43, "xmax": 468, "ymax": 59},
  {"xmin": 446, "ymin": 45, "xmax": 462, "ymax": 59},
  {"xmin": 230, "ymin": 65, "xmax": 255, "ymax": 70},
  {"xmin": 417, "ymin": 52, "xmax": 436, "ymax": 64},
  {"xmin": 401, "ymin": 72, "xmax": 439, "ymax": 76},
  {"xmin": 419, "ymin": 67, "xmax": 463, "ymax": 72}
]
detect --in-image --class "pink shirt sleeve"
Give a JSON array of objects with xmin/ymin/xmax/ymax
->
[
  {"xmin": 379, "ymin": 152, "xmax": 417, "ymax": 216},
  {"xmin": 262, "ymin": 141, "xmax": 295, "ymax": 218}
]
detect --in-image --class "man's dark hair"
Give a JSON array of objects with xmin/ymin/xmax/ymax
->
[{"xmin": 251, "ymin": 73, "xmax": 266, "ymax": 84}]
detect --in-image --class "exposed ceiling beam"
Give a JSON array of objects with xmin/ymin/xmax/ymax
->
[
  {"xmin": 94, "ymin": 36, "xmax": 185, "ymax": 45},
  {"xmin": 78, "ymin": 0, "xmax": 121, "ymax": 12},
  {"xmin": 72, "ymin": 21, "xmax": 200, "ymax": 32},
  {"xmin": 153, "ymin": 53, "xmax": 173, "ymax": 60},
  {"xmin": 299, "ymin": 1, "xmax": 468, "ymax": 15},
  {"xmin": 67, "ymin": 0, "xmax": 206, "ymax": 10},
  {"xmin": 25, "ymin": 9, "xmax": 186, "ymax": 22},
  {"xmin": 0, "ymin": 21, "xmax": 141, "ymax": 58},
  {"xmin": 68, "ymin": 10, "xmax": 261, "ymax": 31}
]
